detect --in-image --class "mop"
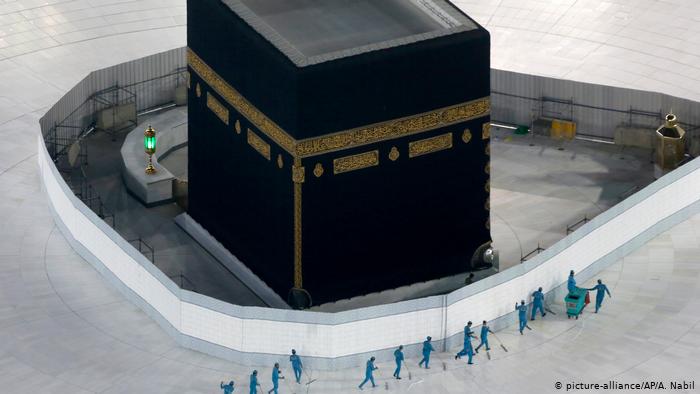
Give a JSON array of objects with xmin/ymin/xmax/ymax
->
[{"xmin": 492, "ymin": 332, "xmax": 509, "ymax": 352}]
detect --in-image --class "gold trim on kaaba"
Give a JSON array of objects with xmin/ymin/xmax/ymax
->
[
  {"xmin": 409, "ymin": 133, "xmax": 453, "ymax": 158},
  {"xmin": 389, "ymin": 146, "xmax": 400, "ymax": 161},
  {"xmin": 333, "ymin": 150, "xmax": 379, "ymax": 175},
  {"xmin": 247, "ymin": 129, "xmax": 271, "ymax": 160},
  {"xmin": 207, "ymin": 92, "xmax": 229, "ymax": 125},
  {"xmin": 189, "ymin": 49, "xmax": 296, "ymax": 152},
  {"xmin": 235, "ymin": 119, "xmax": 242, "ymax": 134},
  {"xmin": 482, "ymin": 122, "xmax": 491, "ymax": 140},
  {"xmin": 485, "ymin": 180, "xmax": 490, "ymax": 193},
  {"xmin": 485, "ymin": 162, "xmax": 490, "ymax": 174},
  {"xmin": 485, "ymin": 142, "xmax": 490, "ymax": 156},
  {"xmin": 292, "ymin": 164, "xmax": 306, "ymax": 184},
  {"xmin": 195, "ymin": 83, "xmax": 201, "ymax": 98},
  {"xmin": 462, "ymin": 129, "xmax": 472, "ymax": 144},
  {"xmin": 293, "ymin": 158, "xmax": 303, "ymax": 288},
  {"xmin": 485, "ymin": 199, "xmax": 490, "ymax": 211},
  {"xmin": 294, "ymin": 99, "xmax": 488, "ymax": 157},
  {"xmin": 313, "ymin": 163, "xmax": 324, "ymax": 178},
  {"xmin": 277, "ymin": 154, "xmax": 284, "ymax": 169},
  {"xmin": 188, "ymin": 48, "xmax": 491, "ymax": 158}
]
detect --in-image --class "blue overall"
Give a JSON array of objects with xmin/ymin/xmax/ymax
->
[
  {"xmin": 221, "ymin": 382, "xmax": 234, "ymax": 394},
  {"xmin": 393, "ymin": 349, "xmax": 404, "ymax": 378},
  {"xmin": 567, "ymin": 276, "xmax": 577, "ymax": 294},
  {"xmin": 475, "ymin": 325, "xmax": 491, "ymax": 352},
  {"xmin": 418, "ymin": 340, "xmax": 434, "ymax": 368},
  {"xmin": 456, "ymin": 326, "xmax": 475, "ymax": 363},
  {"xmin": 290, "ymin": 354, "xmax": 303, "ymax": 383},
  {"xmin": 250, "ymin": 375, "xmax": 258, "ymax": 394},
  {"xmin": 268, "ymin": 368, "xmax": 280, "ymax": 394},
  {"xmin": 531, "ymin": 290, "xmax": 545, "ymax": 320},
  {"xmin": 359, "ymin": 359, "xmax": 377, "ymax": 389},
  {"xmin": 517, "ymin": 304, "xmax": 528, "ymax": 333},
  {"xmin": 591, "ymin": 283, "xmax": 611, "ymax": 312}
]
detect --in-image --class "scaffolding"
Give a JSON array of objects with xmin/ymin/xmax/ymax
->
[{"xmin": 92, "ymin": 85, "xmax": 137, "ymax": 140}]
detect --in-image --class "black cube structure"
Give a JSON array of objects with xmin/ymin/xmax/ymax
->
[{"xmin": 187, "ymin": 0, "xmax": 491, "ymax": 306}]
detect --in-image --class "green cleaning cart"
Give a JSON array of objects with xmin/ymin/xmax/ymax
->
[{"xmin": 565, "ymin": 287, "xmax": 589, "ymax": 319}]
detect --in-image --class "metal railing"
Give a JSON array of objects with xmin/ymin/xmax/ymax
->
[
  {"xmin": 618, "ymin": 185, "xmax": 641, "ymax": 201},
  {"xmin": 45, "ymin": 125, "xmax": 89, "ymax": 173},
  {"xmin": 79, "ymin": 181, "xmax": 115, "ymax": 228},
  {"xmin": 520, "ymin": 243, "xmax": 545, "ymax": 263},
  {"xmin": 491, "ymin": 90, "xmax": 700, "ymax": 133},
  {"xmin": 128, "ymin": 238, "xmax": 155, "ymax": 263},
  {"xmin": 566, "ymin": 215, "xmax": 591, "ymax": 234},
  {"xmin": 169, "ymin": 272, "xmax": 197, "ymax": 292}
]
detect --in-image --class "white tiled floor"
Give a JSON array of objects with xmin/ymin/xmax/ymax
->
[
  {"xmin": 2, "ymin": 0, "xmax": 700, "ymax": 392},
  {"xmin": 454, "ymin": 0, "xmax": 700, "ymax": 101}
]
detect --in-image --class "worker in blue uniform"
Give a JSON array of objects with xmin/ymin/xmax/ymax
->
[
  {"xmin": 587, "ymin": 279, "xmax": 612, "ymax": 313},
  {"xmin": 568, "ymin": 270, "xmax": 577, "ymax": 294},
  {"xmin": 454, "ymin": 321, "xmax": 477, "ymax": 364},
  {"xmin": 290, "ymin": 349, "xmax": 303, "ymax": 384},
  {"xmin": 475, "ymin": 320, "xmax": 493, "ymax": 353},
  {"xmin": 393, "ymin": 345, "xmax": 404, "ymax": 379},
  {"xmin": 516, "ymin": 300, "xmax": 528, "ymax": 335},
  {"xmin": 531, "ymin": 287, "xmax": 547, "ymax": 320},
  {"xmin": 267, "ymin": 363, "xmax": 284, "ymax": 394},
  {"xmin": 250, "ymin": 371, "xmax": 261, "ymax": 394},
  {"xmin": 359, "ymin": 356, "xmax": 378, "ymax": 390},
  {"xmin": 221, "ymin": 380, "xmax": 235, "ymax": 394},
  {"xmin": 418, "ymin": 336, "xmax": 434, "ymax": 369}
]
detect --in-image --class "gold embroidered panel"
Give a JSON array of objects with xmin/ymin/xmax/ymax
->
[
  {"xmin": 277, "ymin": 154, "xmax": 284, "ymax": 169},
  {"xmin": 189, "ymin": 49, "xmax": 296, "ymax": 153},
  {"xmin": 409, "ymin": 133, "xmax": 453, "ymax": 158},
  {"xmin": 313, "ymin": 163, "xmax": 324, "ymax": 178},
  {"xmin": 462, "ymin": 129, "xmax": 472, "ymax": 144},
  {"xmin": 247, "ymin": 129, "xmax": 271, "ymax": 160},
  {"xmin": 292, "ymin": 165, "xmax": 306, "ymax": 184},
  {"xmin": 482, "ymin": 122, "xmax": 491, "ymax": 139},
  {"xmin": 333, "ymin": 151, "xmax": 379, "ymax": 175},
  {"xmin": 207, "ymin": 92, "xmax": 229, "ymax": 125},
  {"xmin": 294, "ymin": 98, "xmax": 489, "ymax": 158},
  {"xmin": 188, "ymin": 48, "xmax": 490, "ymax": 158},
  {"xmin": 388, "ymin": 147, "xmax": 400, "ymax": 161}
]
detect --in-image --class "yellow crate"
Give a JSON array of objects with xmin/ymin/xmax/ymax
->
[{"xmin": 551, "ymin": 119, "xmax": 576, "ymax": 140}]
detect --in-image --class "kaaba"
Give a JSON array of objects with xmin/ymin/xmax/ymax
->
[{"xmin": 187, "ymin": 0, "xmax": 491, "ymax": 306}]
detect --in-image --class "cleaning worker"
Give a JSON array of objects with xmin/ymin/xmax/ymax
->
[
  {"xmin": 531, "ymin": 287, "xmax": 546, "ymax": 320},
  {"xmin": 393, "ymin": 345, "xmax": 404, "ymax": 379},
  {"xmin": 475, "ymin": 320, "xmax": 493, "ymax": 353},
  {"xmin": 267, "ymin": 363, "xmax": 284, "ymax": 394},
  {"xmin": 516, "ymin": 300, "xmax": 528, "ymax": 335},
  {"xmin": 454, "ymin": 321, "xmax": 477, "ymax": 364},
  {"xmin": 587, "ymin": 279, "xmax": 612, "ymax": 313},
  {"xmin": 220, "ymin": 380, "xmax": 235, "ymax": 394},
  {"xmin": 289, "ymin": 349, "xmax": 303, "ymax": 384},
  {"xmin": 249, "ymin": 371, "xmax": 261, "ymax": 394},
  {"xmin": 568, "ymin": 270, "xmax": 577, "ymax": 294},
  {"xmin": 418, "ymin": 336, "xmax": 435, "ymax": 369},
  {"xmin": 359, "ymin": 356, "xmax": 378, "ymax": 390}
]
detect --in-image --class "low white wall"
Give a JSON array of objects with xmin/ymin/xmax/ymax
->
[
  {"xmin": 38, "ymin": 128, "xmax": 700, "ymax": 366},
  {"xmin": 37, "ymin": 48, "xmax": 700, "ymax": 369}
]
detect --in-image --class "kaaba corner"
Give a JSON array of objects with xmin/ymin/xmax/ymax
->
[{"xmin": 186, "ymin": 0, "xmax": 492, "ymax": 307}]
